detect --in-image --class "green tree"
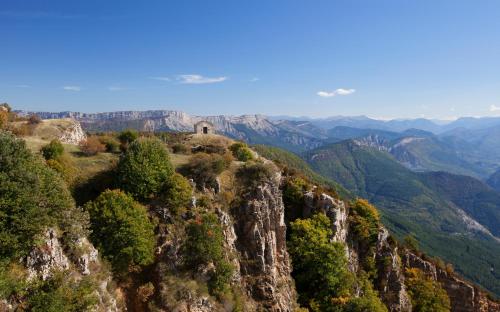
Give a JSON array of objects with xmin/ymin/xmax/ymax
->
[
  {"xmin": 183, "ymin": 213, "xmax": 233, "ymax": 297},
  {"xmin": 0, "ymin": 132, "xmax": 75, "ymax": 261},
  {"xmin": 117, "ymin": 138, "xmax": 174, "ymax": 201},
  {"xmin": 118, "ymin": 129, "xmax": 139, "ymax": 150},
  {"xmin": 289, "ymin": 213, "xmax": 353, "ymax": 310},
  {"xmin": 406, "ymin": 268, "xmax": 451, "ymax": 312},
  {"xmin": 26, "ymin": 273, "xmax": 98, "ymax": 312},
  {"xmin": 348, "ymin": 199, "xmax": 381, "ymax": 279},
  {"xmin": 41, "ymin": 139, "xmax": 64, "ymax": 160},
  {"xmin": 85, "ymin": 190, "xmax": 156, "ymax": 273},
  {"xmin": 160, "ymin": 173, "xmax": 193, "ymax": 215},
  {"xmin": 229, "ymin": 142, "xmax": 254, "ymax": 162}
]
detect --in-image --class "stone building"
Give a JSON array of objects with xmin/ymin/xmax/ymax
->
[{"xmin": 194, "ymin": 121, "xmax": 215, "ymax": 134}]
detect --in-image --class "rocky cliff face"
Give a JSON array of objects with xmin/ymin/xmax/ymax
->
[
  {"xmin": 403, "ymin": 251, "xmax": 500, "ymax": 312},
  {"xmin": 231, "ymin": 173, "xmax": 297, "ymax": 311},
  {"xmin": 299, "ymin": 187, "xmax": 499, "ymax": 312},
  {"xmin": 1, "ymin": 228, "xmax": 120, "ymax": 311}
]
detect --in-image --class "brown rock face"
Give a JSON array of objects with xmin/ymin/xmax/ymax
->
[
  {"xmin": 403, "ymin": 251, "xmax": 500, "ymax": 312},
  {"xmin": 232, "ymin": 175, "xmax": 297, "ymax": 312}
]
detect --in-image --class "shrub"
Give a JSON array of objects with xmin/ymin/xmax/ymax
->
[
  {"xmin": 118, "ymin": 129, "xmax": 139, "ymax": 150},
  {"xmin": 405, "ymin": 268, "xmax": 451, "ymax": 312},
  {"xmin": 348, "ymin": 199, "xmax": 381, "ymax": 279},
  {"xmin": 99, "ymin": 136, "xmax": 121, "ymax": 153},
  {"xmin": 41, "ymin": 139, "xmax": 64, "ymax": 160},
  {"xmin": 80, "ymin": 136, "xmax": 106, "ymax": 156},
  {"xmin": 117, "ymin": 138, "xmax": 174, "ymax": 201},
  {"xmin": 183, "ymin": 213, "xmax": 233, "ymax": 297},
  {"xmin": 0, "ymin": 131, "xmax": 75, "ymax": 261},
  {"xmin": 0, "ymin": 111, "xmax": 8, "ymax": 129},
  {"xmin": 46, "ymin": 155, "xmax": 79, "ymax": 186},
  {"xmin": 229, "ymin": 142, "xmax": 254, "ymax": 162},
  {"xmin": 28, "ymin": 114, "xmax": 42, "ymax": 125},
  {"xmin": 288, "ymin": 213, "xmax": 353, "ymax": 310},
  {"xmin": 160, "ymin": 173, "xmax": 193, "ymax": 215},
  {"xmin": 283, "ymin": 177, "xmax": 309, "ymax": 222},
  {"xmin": 235, "ymin": 162, "xmax": 275, "ymax": 190},
  {"xmin": 404, "ymin": 234, "xmax": 419, "ymax": 252},
  {"xmin": 171, "ymin": 143, "xmax": 189, "ymax": 154},
  {"xmin": 26, "ymin": 273, "xmax": 98, "ymax": 312},
  {"xmin": 180, "ymin": 153, "xmax": 229, "ymax": 190},
  {"xmin": 85, "ymin": 190, "xmax": 156, "ymax": 273}
]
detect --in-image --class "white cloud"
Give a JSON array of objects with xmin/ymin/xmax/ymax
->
[
  {"xmin": 317, "ymin": 88, "xmax": 356, "ymax": 98},
  {"xmin": 150, "ymin": 76, "xmax": 171, "ymax": 82},
  {"xmin": 490, "ymin": 104, "xmax": 500, "ymax": 112},
  {"xmin": 177, "ymin": 74, "xmax": 227, "ymax": 84},
  {"xmin": 250, "ymin": 77, "xmax": 259, "ymax": 82},
  {"xmin": 63, "ymin": 86, "xmax": 81, "ymax": 91},
  {"xmin": 14, "ymin": 84, "xmax": 30, "ymax": 88}
]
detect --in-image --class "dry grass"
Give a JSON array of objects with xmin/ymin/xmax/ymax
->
[{"xmin": 188, "ymin": 133, "xmax": 234, "ymax": 149}]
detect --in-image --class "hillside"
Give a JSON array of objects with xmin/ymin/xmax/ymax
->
[
  {"xmin": 1, "ymin": 115, "xmax": 499, "ymax": 311},
  {"xmin": 304, "ymin": 140, "xmax": 500, "ymax": 296}
]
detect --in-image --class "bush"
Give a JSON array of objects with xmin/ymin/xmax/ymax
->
[
  {"xmin": 229, "ymin": 142, "xmax": 254, "ymax": 162},
  {"xmin": 26, "ymin": 273, "xmax": 98, "ymax": 312},
  {"xmin": 46, "ymin": 155, "xmax": 79, "ymax": 186},
  {"xmin": 85, "ymin": 190, "xmax": 156, "ymax": 273},
  {"xmin": 183, "ymin": 213, "xmax": 233, "ymax": 297},
  {"xmin": 289, "ymin": 213, "xmax": 353, "ymax": 310},
  {"xmin": 0, "ymin": 111, "xmax": 8, "ymax": 129},
  {"xmin": 117, "ymin": 138, "xmax": 174, "ymax": 201},
  {"xmin": 80, "ymin": 136, "xmax": 106, "ymax": 156},
  {"xmin": 405, "ymin": 268, "xmax": 451, "ymax": 312},
  {"xmin": 99, "ymin": 136, "xmax": 121, "ymax": 153},
  {"xmin": 235, "ymin": 162, "xmax": 275, "ymax": 190},
  {"xmin": 28, "ymin": 114, "xmax": 42, "ymax": 125},
  {"xmin": 118, "ymin": 129, "xmax": 139, "ymax": 150},
  {"xmin": 0, "ymin": 131, "xmax": 75, "ymax": 261},
  {"xmin": 404, "ymin": 234, "xmax": 419, "ymax": 252},
  {"xmin": 348, "ymin": 199, "xmax": 381, "ymax": 279},
  {"xmin": 160, "ymin": 173, "xmax": 193, "ymax": 215},
  {"xmin": 283, "ymin": 177, "xmax": 309, "ymax": 222},
  {"xmin": 171, "ymin": 143, "xmax": 189, "ymax": 154},
  {"xmin": 180, "ymin": 153, "xmax": 229, "ymax": 190},
  {"xmin": 41, "ymin": 139, "xmax": 64, "ymax": 160}
]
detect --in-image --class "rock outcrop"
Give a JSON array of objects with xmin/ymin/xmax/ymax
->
[
  {"xmin": 403, "ymin": 251, "xmax": 500, "ymax": 312},
  {"xmin": 58, "ymin": 119, "xmax": 86, "ymax": 144},
  {"xmin": 232, "ymin": 173, "xmax": 297, "ymax": 312},
  {"xmin": 20, "ymin": 228, "xmax": 120, "ymax": 312},
  {"xmin": 26, "ymin": 228, "xmax": 70, "ymax": 280}
]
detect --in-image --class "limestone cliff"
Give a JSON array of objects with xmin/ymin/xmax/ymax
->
[
  {"xmin": 231, "ymin": 173, "xmax": 297, "ymax": 311},
  {"xmin": 297, "ymin": 187, "xmax": 498, "ymax": 312}
]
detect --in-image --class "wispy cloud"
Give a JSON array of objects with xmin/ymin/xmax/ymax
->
[
  {"xmin": 149, "ymin": 76, "xmax": 171, "ymax": 82},
  {"xmin": 63, "ymin": 86, "xmax": 81, "ymax": 91},
  {"xmin": 177, "ymin": 74, "xmax": 227, "ymax": 84},
  {"xmin": 250, "ymin": 77, "xmax": 260, "ymax": 82},
  {"xmin": 490, "ymin": 105, "xmax": 500, "ymax": 112},
  {"xmin": 0, "ymin": 10, "xmax": 83, "ymax": 19},
  {"xmin": 317, "ymin": 88, "xmax": 356, "ymax": 98},
  {"xmin": 14, "ymin": 84, "xmax": 30, "ymax": 88}
]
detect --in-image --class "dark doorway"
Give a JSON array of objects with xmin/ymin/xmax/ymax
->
[{"xmin": 203, "ymin": 127, "xmax": 208, "ymax": 134}]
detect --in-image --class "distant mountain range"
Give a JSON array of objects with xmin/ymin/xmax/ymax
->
[{"xmin": 19, "ymin": 109, "xmax": 500, "ymax": 178}]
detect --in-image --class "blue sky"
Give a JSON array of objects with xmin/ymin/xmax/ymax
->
[{"xmin": 1, "ymin": 0, "xmax": 500, "ymax": 119}]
